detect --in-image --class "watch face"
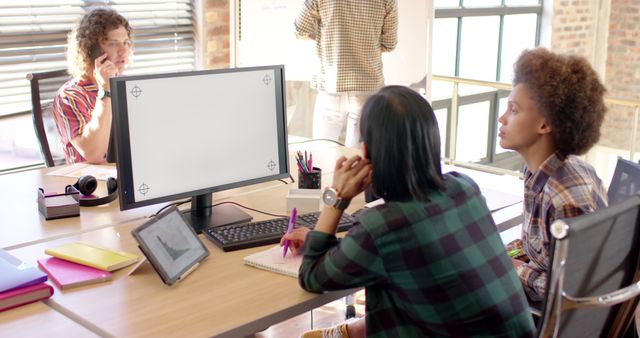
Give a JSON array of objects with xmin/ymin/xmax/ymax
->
[
  {"xmin": 322, "ymin": 188, "xmax": 338, "ymax": 206},
  {"xmin": 98, "ymin": 89, "xmax": 110, "ymax": 99}
]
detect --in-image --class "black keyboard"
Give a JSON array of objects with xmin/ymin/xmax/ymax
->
[{"xmin": 203, "ymin": 211, "xmax": 356, "ymax": 252}]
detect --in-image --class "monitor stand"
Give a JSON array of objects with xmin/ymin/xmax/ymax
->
[{"xmin": 184, "ymin": 193, "xmax": 252, "ymax": 234}]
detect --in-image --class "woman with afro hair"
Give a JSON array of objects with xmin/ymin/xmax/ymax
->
[{"xmin": 499, "ymin": 47, "xmax": 608, "ymax": 301}]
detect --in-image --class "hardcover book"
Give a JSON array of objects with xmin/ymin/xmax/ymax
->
[
  {"xmin": 37, "ymin": 257, "xmax": 112, "ymax": 290},
  {"xmin": 0, "ymin": 283, "xmax": 54, "ymax": 312},
  {"xmin": 243, "ymin": 245, "xmax": 302, "ymax": 278},
  {"xmin": 0, "ymin": 249, "xmax": 48, "ymax": 293},
  {"xmin": 44, "ymin": 242, "xmax": 139, "ymax": 272}
]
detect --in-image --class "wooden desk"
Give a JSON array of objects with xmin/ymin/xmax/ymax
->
[
  {"xmin": 0, "ymin": 301, "xmax": 99, "ymax": 338},
  {"xmin": 2, "ymin": 141, "xmax": 362, "ymax": 338},
  {"xmin": 0, "ymin": 140, "xmax": 352, "ymax": 251},
  {"xmin": 0, "ymin": 167, "xmax": 166, "ymax": 250},
  {"xmin": 8, "ymin": 218, "xmax": 357, "ymax": 338}
]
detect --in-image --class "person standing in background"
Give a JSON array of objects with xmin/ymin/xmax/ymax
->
[
  {"xmin": 53, "ymin": 8, "xmax": 133, "ymax": 164},
  {"xmin": 295, "ymin": 0, "xmax": 398, "ymax": 148}
]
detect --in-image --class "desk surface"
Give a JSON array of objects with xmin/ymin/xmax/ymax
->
[
  {"xmin": 9, "ymin": 200, "xmax": 359, "ymax": 338},
  {"xmin": 0, "ymin": 301, "xmax": 99, "ymax": 338},
  {"xmin": 2, "ymin": 140, "xmax": 362, "ymax": 337},
  {"xmin": 0, "ymin": 140, "xmax": 357, "ymax": 250}
]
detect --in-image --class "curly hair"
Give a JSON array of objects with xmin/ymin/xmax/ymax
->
[
  {"xmin": 67, "ymin": 9, "xmax": 132, "ymax": 79},
  {"xmin": 513, "ymin": 48, "xmax": 606, "ymax": 157}
]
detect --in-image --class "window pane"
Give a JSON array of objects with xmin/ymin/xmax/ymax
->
[
  {"xmin": 463, "ymin": 0, "xmax": 502, "ymax": 6},
  {"xmin": 500, "ymin": 14, "xmax": 537, "ymax": 83},
  {"xmin": 458, "ymin": 83, "xmax": 496, "ymax": 96},
  {"xmin": 0, "ymin": 1, "xmax": 196, "ymax": 117},
  {"xmin": 432, "ymin": 18, "xmax": 458, "ymax": 77},
  {"xmin": 505, "ymin": 0, "xmax": 540, "ymax": 5},
  {"xmin": 434, "ymin": 0, "xmax": 460, "ymax": 8},
  {"xmin": 431, "ymin": 81, "xmax": 454, "ymax": 101},
  {"xmin": 434, "ymin": 108, "xmax": 448, "ymax": 157},
  {"xmin": 456, "ymin": 101, "xmax": 490, "ymax": 162},
  {"xmin": 496, "ymin": 97, "xmax": 509, "ymax": 154},
  {"xmin": 0, "ymin": 114, "xmax": 41, "ymax": 171},
  {"xmin": 459, "ymin": 16, "xmax": 499, "ymax": 82}
]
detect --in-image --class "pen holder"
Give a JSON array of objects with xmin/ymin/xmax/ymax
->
[{"xmin": 298, "ymin": 167, "xmax": 321, "ymax": 189}]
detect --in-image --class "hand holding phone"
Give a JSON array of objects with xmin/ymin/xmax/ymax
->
[{"xmin": 90, "ymin": 45, "xmax": 106, "ymax": 64}]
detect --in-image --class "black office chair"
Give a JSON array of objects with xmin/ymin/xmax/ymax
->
[
  {"xmin": 608, "ymin": 158, "xmax": 640, "ymax": 206},
  {"xmin": 26, "ymin": 69, "xmax": 70, "ymax": 167},
  {"xmin": 536, "ymin": 193, "xmax": 640, "ymax": 337}
]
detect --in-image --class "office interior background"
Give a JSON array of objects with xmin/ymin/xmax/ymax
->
[{"xmin": 0, "ymin": 0, "xmax": 638, "ymax": 187}]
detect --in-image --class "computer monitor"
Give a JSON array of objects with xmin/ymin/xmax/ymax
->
[{"xmin": 110, "ymin": 65, "xmax": 289, "ymax": 233}]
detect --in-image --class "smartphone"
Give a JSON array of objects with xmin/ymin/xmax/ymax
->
[{"xmin": 89, "ymin": 45, "xmax": 106, "ymax": 63}]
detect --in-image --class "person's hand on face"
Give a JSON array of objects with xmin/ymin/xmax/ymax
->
[
  {"xmin": 93, "ymin": 53, "xmax": 117, "ymax": 90},
  {"xmin": 331, "ymin": 155, "xmax": 373, "ymax": 200}
]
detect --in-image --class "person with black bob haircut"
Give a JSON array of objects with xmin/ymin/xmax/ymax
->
[{"xmin": 282, "ymin": 85, "xmax": 535, "ymax": 338}]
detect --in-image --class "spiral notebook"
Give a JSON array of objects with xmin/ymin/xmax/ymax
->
[{"xmin": 243, "ymin": 245, "xmax": 302, "ymax": 278}]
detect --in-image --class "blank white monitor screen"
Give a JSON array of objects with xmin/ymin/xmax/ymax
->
[{"xmin": 111, "ymin": 65, "xmax": 289, "ymax": 232}]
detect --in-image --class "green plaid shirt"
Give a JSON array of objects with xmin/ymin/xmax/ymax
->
[
  {"xmin": 294, "ymin": 0, "xmax": 398, "ymax": 93},
  {"xmin": 300, "ymin": 173, "xmax": 535, "ymax": 337}
]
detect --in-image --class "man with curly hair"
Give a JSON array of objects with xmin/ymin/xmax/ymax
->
[
  {"xmin": 499, "ymin": 48, "xmax": 608, "ymax": 301},
  {"xmin": 53, "ymin": 8, "xmax": 132, "ymax": 164}
]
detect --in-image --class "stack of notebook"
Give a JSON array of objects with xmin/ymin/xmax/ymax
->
[
  {"xmin": 39, "ymin": 242, "xmax": 139, "ymax": 290},
  {"xmin": 0, "ymin": 249, "xmax": 53, "ymax": 312}
]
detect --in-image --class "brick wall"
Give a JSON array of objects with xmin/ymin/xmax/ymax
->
[
  {"xmin": 602, "ymin": 0, "xmax": 640, "ymax": 150},
  {"xmin": 550, "ymin": 0, "xmax": 597, "ymax": 56},
  {"xmin": 551, "ymin": 0, "xmax": 640, "ymax": 150},
  {"xmin": 203, "ymin": 0, "xmax": 230, "ymax": 69}
]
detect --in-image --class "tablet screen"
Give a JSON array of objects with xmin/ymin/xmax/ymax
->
[{"xmin": 132, "ymin": 206, "xmax": 209, "ymax": 285}]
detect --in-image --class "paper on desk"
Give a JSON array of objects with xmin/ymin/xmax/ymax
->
[{"xmin": 47, "ymin": 163, "xmax": 117, "ymax": 180}]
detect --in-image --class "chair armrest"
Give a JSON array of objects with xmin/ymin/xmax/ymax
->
[{"xmin": 564, "ymin": 281, "xmax": 640, "ymax": 308}]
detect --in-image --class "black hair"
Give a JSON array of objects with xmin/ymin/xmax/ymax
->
[{"xmin": 359, "ymin": 85, "xmax": 445, "ymax": 201}]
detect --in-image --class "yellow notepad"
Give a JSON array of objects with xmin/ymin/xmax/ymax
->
[
  {"xmin": 243, "ymin": 245, "xmax": 302, "ymax": 278},
  {"xmin": 44, "ymin": 242, "xmax": 139, "ymax": 272}
]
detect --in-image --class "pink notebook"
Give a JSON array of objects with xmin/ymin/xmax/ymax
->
[
  {"xmin": 0, "ymin": 283, "xmax": 53, "ymax": 312},
  {"xmin": 37, "ymin": 257, "xmax": 112, "ymax": 290}
]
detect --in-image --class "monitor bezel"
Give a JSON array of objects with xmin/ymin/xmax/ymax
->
[{"xmin": 111, "ymin": 65, "xmax": 290, "ymax": 211}]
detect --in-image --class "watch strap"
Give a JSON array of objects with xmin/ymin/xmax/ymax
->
[{"xmin": 334, "ymin": 198, "xmax": 351, "ymax": 210}]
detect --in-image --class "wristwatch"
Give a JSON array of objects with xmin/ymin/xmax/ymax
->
[
  {"xmin": 322, "ymin": 187, "xmax": 351, "ymax": 210},
  {"xmin": 97, "ymin": 89, "xmax": 111, "ymax": 100}
]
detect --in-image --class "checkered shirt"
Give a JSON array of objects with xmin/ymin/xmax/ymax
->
[
  {"xmin": 294, "ymin": 0, "xmax": 398, "ymax": 93},
  {"xmin": 299, "ymin": 172, "xmax": 535, "ymax": 337},
  {"xmin": 518, "ymin": 152, "xmax": 608, "ymax": 301}
]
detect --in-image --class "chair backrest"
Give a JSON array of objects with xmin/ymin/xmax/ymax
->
[
  {"xmin": 608, "ymin": 158, "xmax": 640, "ymax": 205},
  {"xmin": 26, "ymin": 69, "xmax": 70, "ymax": 167},
  {"xmin": 538, "ymin": 194, "xmax": 640, "ymax": 338}
]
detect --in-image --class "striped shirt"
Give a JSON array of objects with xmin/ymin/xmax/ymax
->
[
  {"xmin": 518, "ymin": 152, "xmax": 607, "ymax": 301},
  {"xmin": 294, "ymin": 0, "xmax": 398, "ymax": 93},
  {"xmin": 299, "ymin": 173, "xmax": 535, "ymax": 338},
  {"xmin": 52, "ymin": 78, "xmax": 99, "ymax": 164}
]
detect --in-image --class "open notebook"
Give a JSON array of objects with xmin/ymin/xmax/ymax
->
[{"xmin": 243, "ymin": 245, "xmax": 302, "ymax": 278}]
